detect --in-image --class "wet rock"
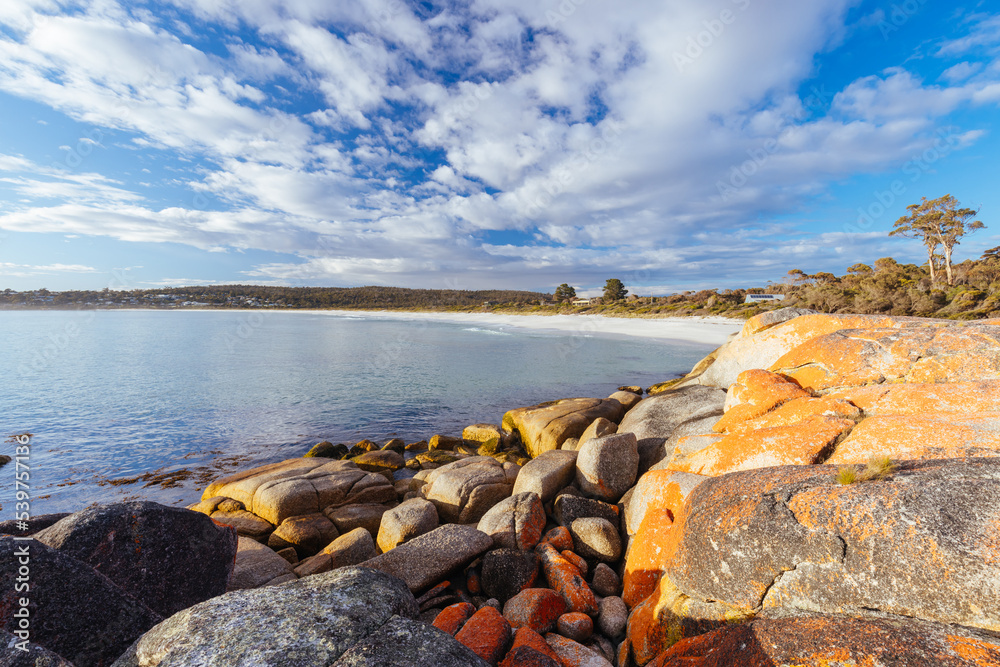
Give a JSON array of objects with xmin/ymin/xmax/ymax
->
[
  {"xmin": 0, "ymin": 537, "xmax": 161, "ymax": 667},
  {"xmin": 362, "ymin": 524, "xmax": 493, "ymax": 593},
  {"xmin": 512, "ymin": 450, "xmax": 578, "ymax": 503},
  {"xmin": 305, "ymin": 441, "xmax": 349, "ymax": 459},
  {"xmin": 377, "ymin": 498, "xmax": 438, "ymax": 552},
  {"xmin": 34, "ymin": 501, "xmax": 236, "ymax": 617},
  {"xmin": 575, "ymin": 433, "xmax": 638, "ymax": 502},
  {"xmin": 477, "ymin": 492, "xmax": 546, "ymax": 551},
  {"xmin": 482, "ymin": 548, "xmax": 540, "ymax": 603}
]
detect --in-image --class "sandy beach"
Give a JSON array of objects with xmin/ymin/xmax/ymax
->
[{"xmin": 305, "ymin": 310, "xmax": 744, "ymax": 346}]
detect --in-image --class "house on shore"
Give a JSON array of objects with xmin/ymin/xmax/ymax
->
[{"xmin": 744, "ymin": 294, "xmax": 787, "ymax": 303}]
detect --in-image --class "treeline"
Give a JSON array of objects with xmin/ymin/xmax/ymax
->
[{"xmin": 0, "ymin": 285, "xmax": 551, "ymax": 310}]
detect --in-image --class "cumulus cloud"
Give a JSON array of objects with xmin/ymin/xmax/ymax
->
[{"xmin": 0, "ymin": 1, "xmax": 997, "ymax": 291}]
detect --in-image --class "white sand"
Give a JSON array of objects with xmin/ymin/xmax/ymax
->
[{"xmin": 307, "ymin": 310, "xmax": 743, "ymax": 345}]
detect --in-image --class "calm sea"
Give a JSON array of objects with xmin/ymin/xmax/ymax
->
[{"xmin": 0, "ymin": 310, "xmax": 723, "ymax": 518}]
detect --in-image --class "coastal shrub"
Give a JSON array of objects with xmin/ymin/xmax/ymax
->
[{"xmin": 836, "ymin": 456, "xmax": 895, "ymax": 485}]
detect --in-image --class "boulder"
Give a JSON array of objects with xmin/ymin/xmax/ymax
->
[
  {"xmin": 112, "ymin": 567, "xmax": 419, "ymax": 667},
  {"xmin": 575, "ymin": 433, "xmax": 639, "ymax": 502},
  {"xmin": 590, "ymin": 563, "xmax": 622, "ymax": 598},
  {"xmin": 422, "ymin": 456, "xmax": 520, "ymax": 523},
  {"xmin": 647, "ymin": 609, "xmax": 1000, "ymax": 667},
  {"xmin": 713, "ymin": 369, "xmax": 810, "ymax": 433},
  {"xmin": 210, "ymin": 509, "xmax": 275, "ymax": 542},
  {"xmin": 512, "ymin": 450, "xmax": 578, "ymax": 503},
  {"xmin": 623, "ymin": 470, "xmax": 706, "ymax": 536},
  {"xmin": 553, "ymin": 494, "xmax": 620, "ymax": 531},
  {"xmin": 228, "ymin": 535, "xmax": 298, "ymax": 591},
  {"xmin": 381, "ymin": 438, "xmax": 406, "ymax": 453},
  {"xmin": 544, "ymin": 633, "xmax": 613, "ymax": 667},
  {"xmin": 608, "ymin": 390, "xmax": 642, "ymax": 412},
  {"xmin": 434, "ymin": 602, "xmax": 477, "ymax": 635},
  {"xmin": 0, "ymin": 629, "xmax": 74, "ymax": 666},
  {"xmin": 482, "ymin": 548, "xmax": 541, "ymax": 603},
  {"xmin": 429, "ymin": 434, "xmax": 465, "ymax": 450},
  {"xmin": 377, "ymin": 498, "xmax": 439, "ymax": 552},
  {"xmin": 477, "ymin": 492, "xmax": 546, "ymax": 551},
  {"xmin": 295, "ymin": 528, "xmax": 378, "ymax": 578},
  {"xmin": 717, "ymin": 395, "xmax": 862, "ymax": 437},
  {"xmin": 203, "ymin": 459, "xmax": 395, "ymax": 526},
  {"xmin": 569, "ymin": 517, "xmax": 621, "ymax": 562},
  {"xmin": 333, "ymin": 614, "xmax": 490, "ymax": 666},
  {"xmin": 557, "ymin": 612, "xmax": 593, "ymax": 642},
  {"xmin": 464, "ymin": 423, "xmax": 507, "ymax": 445},
  {"xmin": 0, "ymin": 513, "xmax": 70, "ymax": 536},
  {"xmin": 503, "ymin": 398, "xmax": 625, "ymax": 458},
  {"xmin": 578, "ymin": 417, "xmax": 618, "ymax": 448},
  {"xmin": 826, "ymin": 379, "xmax": 1000, "ymax": 416},
  {"xmin": 597, "ymin": 596, "xmax": 627, "ymax": 638},
  {"xmin": 503, "ymin": 589, "xmax": 568, "ymax": 635},
  {"xmin": 652, "ymin": 459, "xmax": 1000, "ymax": 650},
  {"xmin": 361, "ymin": 524, "xmax": 493, "ymax": 593},
  {"xmin": 305, "ymin": 441, "xmax": 349, "ymax": 458},
  {"xmin": 324, "ymin": 503, "xmax": 390, "ymax": 537},
  {"xmin": 770, "ymin": 323, "xmax": 1000, "ymax": 391},
  {"xmin": 455, "ymin": 606, "xmax": 513, "ymax": 665},
  {"xmin": 536, "ymin": 543, "xmax": 598, "ymax": 616},
  {"xmin": 0, "ymin": 537, "xmax": 162, "ymax": 667},
  {"xmin": 617, "ymin": 386, "xmax": 725, "ymax": 471},
  {"xmin": 34, "ymin": 501, "xmax": 236, "ymax": 617},
  {"xmin": 739, "ymin": 307, "xmax": 819, "ymax": 337},
  {"xmin": 268, "ymin": 512, "xmax": 339, "ymax": 558}
]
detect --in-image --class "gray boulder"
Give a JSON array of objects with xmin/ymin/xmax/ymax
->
[
  {"xmin": 422, "ymin": 457, "xmax": 519, "ymax": 523},
  {"xmin": 616, "ymin": 385, "xmax": 725, "ymax": 472},
  {"xmin": 477, "ymin": 492, "xmax": 546, "ymax": 551},
  {"xmin": 481, "ymin": 548, "xmax": 541, "ymax": 603},
  {"xmin": 0, "ymin": 628, "xmax": 74, "ymax": 666},
  {"xmin": 377, "ymin": 499, "xmax": 439, "ymax": 552},
  {"xmin": 113, "ymin": 567, "xmax": 418, "ymax": 666},
  {"xmin": 0, "ymin": 537, "xmax": 161, "ymax": 667},
  {"xmin": 324, "ymin": 503, "xmax": 390, "ymax": 537},
  {"xmin": 569, "ymin": 517, "xmax": 621, "ymax": 562},
  {"xmin": 553, "ymin": 494, "xmax": 620, "ymax": 531},
  {"xmin": 575, "ymin": 433, "xmax": 638, "ymax": 502},
  {"xmin": 511, "ymin": 450, "xmax": 578, "ymax": 503},
  {"xmin": 34, "ymin": 501, "xmax": 237, "ymax": 617},
  {"xmin": 0, "ymin": 513, "xmax": 71, "ymax": 536},
  {"xmin": 331, "ymin": 615, "xmax": 489, "ymax": 666},
  {"xmin": 362, "ymin": 524, "xmax": 493, "ymax": 593}
]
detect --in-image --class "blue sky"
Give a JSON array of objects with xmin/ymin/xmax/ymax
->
[{"xmin": 0, "ymin": 0, "xmax": 998, "ymax": 296}]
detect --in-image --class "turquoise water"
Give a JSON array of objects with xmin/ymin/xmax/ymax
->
[{"xmin": 0, "ymin": 310, "xmax": 718, "ymax": 518}]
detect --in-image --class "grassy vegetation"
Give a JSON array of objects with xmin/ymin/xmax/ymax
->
[{"xmin": 836, "ymin": 455, "xmax": 897, "ymax": 485}]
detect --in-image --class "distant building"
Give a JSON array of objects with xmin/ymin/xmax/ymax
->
[
  {"xmin": 572, "ymin": 298, "xmax": 595, "ymax": 306},
  {"xmin": 744, "ymin": 294, "xmax": 787, "ymax": 303}
]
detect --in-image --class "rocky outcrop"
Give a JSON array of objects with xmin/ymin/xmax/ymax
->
[
  {"xmin": 503, "ymin": 398, "xmax": 625, "ymax": 458},
  {"xmin": 34, "ymin": 501, "xmax": 237, "ymax": 617},
  {"xmin": 575, "ymin": 433, "xmax": 638, "ymax": 502},
  {"xmin": 362, "ymin": 524, "xmax": 493, "ymax": 593},
  {"xmin": 511, "ymin": 450, "xmax": 578, "ymax": 503},
  {"xmin": 0, "ymin": 629, "xmax": 75, "ymax": 666},
  {"xmin": 0, "ymin": 537, "xmax": 162, "ymax": 667},
  {"xmin": 477, "ymin": 492, "xmax": 546, "ymax": 551},
  {"xmin": 334, "ymin": 615, "xmax": 490, "ymax": 667},
  {"xmin": 229, "ymin": 535, "xmax": 298, "ymax": 590},
  {"xmin": 377, "ymin": 498, "xmax": 439, "ymax": 552}
]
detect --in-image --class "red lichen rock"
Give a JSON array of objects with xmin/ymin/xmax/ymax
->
[
  {"xmin": 561, "ymin": 549, "xmax": 588, "ymax": 576},
  {"xmin": 509, "ymin": 626, "xmax": 564, "ymax": 663},
  {"xmin": 544, "ymin": 633, "xmax": 613, "ymax": 666},
  {"xmin": 499, "ymin": 646, "xmax": 561, "ymax": 667},
  {"xmin": 557, "ymin": 612, "xmax": 594, "ymax": 642},
  {"xmin": 540, "ymin": 525, "xmax": 574, "ymax": 551},
  {"xmin": 536, "ymin": 542, "xmax": 598, "ymax": 616},
  {"xmin": 477, "ymin": 492, "xmax": 547, "ymax": 551},
  {"xmin": 434, "ymin": 601, "xmax": 477, "ymax": 635},
  {"xmin": 503, "ymin": 588, "xmax": 568, "ymax": 634},
  {"xmin": 455, "ymin": 605, "xmax": 513, "ymax": 665},
  {"xmin": 648, "ymin": 611, "xmax": 1000, "ymax": 667}
]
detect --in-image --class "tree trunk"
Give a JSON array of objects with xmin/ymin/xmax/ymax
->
[
  {"xmin": 926, "ymin": 246, "xmax": 937, "ymax": 284},
  {"xmin": 943, "ymin": 244, "xmax": 955, "ymax": 285}
]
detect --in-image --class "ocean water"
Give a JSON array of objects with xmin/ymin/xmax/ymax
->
[{"xmin": 0, "ymin": 310, "xmax": 722, "ymax": 518}]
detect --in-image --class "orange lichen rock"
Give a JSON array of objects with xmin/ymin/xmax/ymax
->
[
  {"xmin": 623, "ymin": 509, "xmax": 675, "ymax": 609},
  {"xmin": 499, "ymin": 646, "xmax": 560, "ymax": 667},
  {"xmin": 433, "ymin": 601, "xmax": 476, "ymax": 636},
  {"xmin": 827, "ymin": 380, "xmax": 1000, "ymax": 416},
  {"xmin": 539, "ymin": 526, "xmax": 574, "ymax": 551},
  {"xmin": 509, "ymin": 626, "xmax": 563, "ymax": 663},
  {"xmin": 827, "ymin": 413, "xmax": 1000, "ymax": 464},
  {"xmin": 536, "ymin": 542, "xmax": 598, "ymax": 616},
  {"xmin": 770, "ymin": 324, "xmax": 1000, "ymax": 391},
  {"xmin": 625, "ymin": 470, "xmax": 706, "ymax": 536},
  {"xmin": 647, "ymin": 611, "xmax": 1000, "ymax": 667},
  {"xmin": 561, "ymin": 550, "xmax": 588, "ymax": 577},
  {"xmin": 724, "ymin": 396, "xmax": 861, "ymax": 436},
  {"xmin": 713, "ymin": 369, "xmax": 809, "ymax": 433},
  {"xmin": 455, "ymin": 605, "xmax": 513, "ymax": 665},
  {"xmin": 668, "ymin": 415, "xmax": 855, "ymax": 477}
]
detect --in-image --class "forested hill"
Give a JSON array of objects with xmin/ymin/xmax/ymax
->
[{"xmin": 0, "ymin": 285, "xmax": 551, "ymax": 310}]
